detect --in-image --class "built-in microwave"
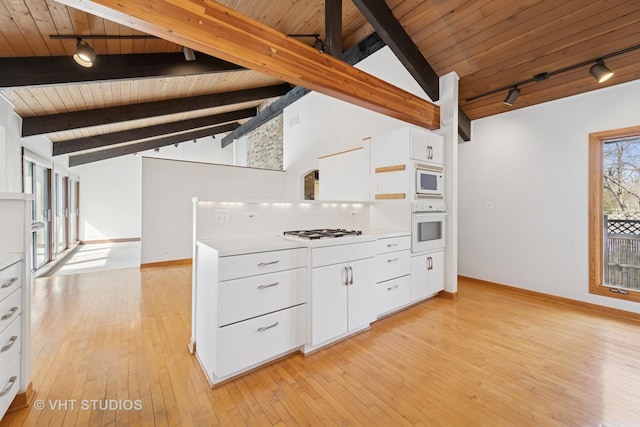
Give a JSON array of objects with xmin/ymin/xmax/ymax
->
[
  {"xmin": 415, "ymin": 162, "xmax": 444, "ymax": 199},
  {"xmin": 411, "ymin": 212, "xmax": 446, "ymax": 253}
]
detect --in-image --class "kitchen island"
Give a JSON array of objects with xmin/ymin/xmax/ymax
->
[{"xmin": 192, "ymin": 230, "xmax": 438, "ymax": 387}]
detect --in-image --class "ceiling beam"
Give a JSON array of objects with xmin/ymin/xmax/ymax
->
[
  {"xmin": 22, "ymin": 84, "xmax": 290, "ymax": 137},
  {"xmin": 68, "ymin": 122, "xmax": 239, "ymax": 167},
  {"xmin": 0, "ymin": 52, "xmax": 244, "ymax": 88},
  {"xmin": 325, "ymin": 0, "xmax": 342, "ymax": 58},
  {"xmin": 351, "ymin": 0, "xmax": 471, "ymax": 141},
  {"xmin": 53, "ymin": 107, "xmax": 256, "ymax": 156},
  {"xmin": 221, "ymin": 32, "xmax": 386, "ymax": 148},
  {"xmin": 53, "ymin": 0, "xmax": 440, "ymax": 131}
]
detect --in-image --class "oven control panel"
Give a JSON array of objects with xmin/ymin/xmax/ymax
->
[{"xmin": 412, "ymin": 201, "xmax": 446, "ymax": 213}]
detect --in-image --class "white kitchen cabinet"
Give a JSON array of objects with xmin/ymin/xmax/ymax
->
[
  {"xmin": 410, "ymin": 250, "xmax": 445, "ymax": 301},
  {"xmin": 309, "ymin": 241, "xmax": 376, "ymax": 347},
  {"xmin": 194, "ymin": 240, "xmax": 308, "ymax": 386},
  {"xmin": 371, "ymin": 127, "xmax": 444, "ymax": 168},
  {"xmin": 318, "ymin": 146, "xmax": 370, "ymax": 201},
  {"xmin": 0, "ymin": 194, "xmax": 31, "ymax": 422},
  {"xmin": 375, "ymin": 235, "xmax": 411, "ymax": 317}
]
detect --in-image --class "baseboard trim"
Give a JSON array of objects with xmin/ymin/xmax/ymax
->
[
  {"xmin": 80, "ymin": 237, "xmax": 141, "ymax": 245},
  {"xmin": 459, "ymin": 275, "xmax": 640, "ymax": 322},
  {"xmin": 8, "ymin": 382, "xmax": 36, "ymax": 413},
  {"xmin": 140, "ymin": 258, "xmax": 192, "ymax": 268},
  {"xmin": 439, "ymin": 290, "xmax": 458, "ymax": 300}
]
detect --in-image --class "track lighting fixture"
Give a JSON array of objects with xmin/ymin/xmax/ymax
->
[
  {"xmin": 503, "ymin": 86, "xmax": 521, "ymax": 106},
  {"xmin": 73, "ymin": 38, "xmax": 96, "ymax": 68},
  {"xmin": 174, "ymin": 143, "xmax": 179, "ymax": 148},
  {"xmin": 154, "ymin": 148, "xmax": 160, "ymax": 153},
  {"xmin": 590, "ymin": 59, "xmax": 614, "ymax": 83},
  {"xmin": 466, "ymin": 42, "xmax": 640, "ymax": 106},
  {"xmin": 182, "ymin": 47, "xmax": 196, "ymax": 62},
  {"xmin": 288, "ymin": 33, "xmax": 324, "ymax": 51}
]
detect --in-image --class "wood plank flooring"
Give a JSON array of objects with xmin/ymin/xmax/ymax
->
[{"xmin": 2, "ymin": 267, "xmax": 640, "ymax": 426}]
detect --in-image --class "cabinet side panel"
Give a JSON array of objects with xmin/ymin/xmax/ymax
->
[{"xmin": 195, "ymin": 244, "xmax": 219, "ymax": 381}]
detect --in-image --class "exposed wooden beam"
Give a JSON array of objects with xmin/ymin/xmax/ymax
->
[
  {"xmin": 0, "ymin": 53, "xmax": 244, "ymax": 88},
  {"xmin": 22, "ymin": 85, "xmax": 290, "ymax": 137},
  {"xmin": 351, "ymin": 0, "xmax": 471, "ymax": 141},
  {"xmin": 458, "ymin": 107, "xmax": 471, "ymax": 142},
  {"xmin": 53, "ymin": 0, "xmax": 440, "ymax": 130},
  {"xmin": 53, "ymin": 108, "xmax": 256, "ymax": 156},
  {"xmin": 221, "ymin": 32, "xmax": 386, "ymax": 148},
  {"xmin": 325, "ymin": 0, "xmax": 342, "ymax": 58},
  {"xmin": 68, "ymin": 123, "xmax": 239, "ymax": 166}
]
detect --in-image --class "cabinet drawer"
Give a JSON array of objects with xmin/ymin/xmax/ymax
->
[
  {"xmin": 312, "ymin": 241, "xmax": 376, "ymax": 268},
  {"xmin": 219, "ymin": 248, "xmax": 307, "ymax": 281},
  {"xmin": 217, "ymin": 304, "xmax": 306, "ymax": 377},
  {"xmin": 218, "ymin": 268, "xmax": 307, "ymax": 326},
  {"xmin": 376, "ymin": 251, "xmax": 410, "ymax": 283},
  {"xmin": 0, "ymin": 261, "xmax": 21, "ymax": 304},
  {"xmin": 376, "ymin": 236, "xmax": 411, "ymax": 254},
  {"xmin": 377, "ymin": 276, "xmax": 411, "ymax": 316},
  {"xmin": 0, "ymin": 356, "xmax": 20, "ymax": 419},
  {"xmin": 0, "ymin": 289, "xmax": 21, "ymax": 335},
  {"xmin": 0, "ymin": 315, "xmax": 20, "ymax": 380}
]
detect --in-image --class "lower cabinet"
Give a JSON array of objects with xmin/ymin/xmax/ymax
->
[
  {"xmin": 217, "ymin": 304, "xmax": 306, "ymax": 377},
  {"xmin": 310, "ymin": 257, "xmax": 375, "ymax": 346},
  {"xmin": 377, "ymin": 275, "xmax": 411, "ymax": 315},
  {"xmin": 410, "ymin": 250, "xmax": 445, "ymax": 301}
]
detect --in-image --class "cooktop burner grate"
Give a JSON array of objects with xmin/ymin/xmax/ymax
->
[{"xmin": 283, "ymin": 229, "xmax": 363, "ymax": 240}]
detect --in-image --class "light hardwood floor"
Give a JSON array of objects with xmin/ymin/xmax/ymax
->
[{"xmin": 2, "ymin": 266, "xmax": 640, "ymax": 426}]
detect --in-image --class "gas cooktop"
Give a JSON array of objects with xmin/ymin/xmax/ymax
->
[{"xmin": 283, "ymin": 229, "xmax": 363, "ymax": 240}]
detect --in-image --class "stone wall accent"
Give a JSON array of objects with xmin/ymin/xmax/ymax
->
[{"xmin": 246, "ymin": 99, "xmax": 283, "ymax": 170}]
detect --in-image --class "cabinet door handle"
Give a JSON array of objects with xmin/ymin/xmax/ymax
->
[
  {"xmin": 1, "ymin": 307, "xmax": 18, "ymax": 321},
  {"xmin": 386, "ymin": 258, "xmax": 399, "ymax": 263},
  {"xmin": 257, "ymin": 322, "xmax": 279, "ymax": 332},
  {"xmin": 386, "ymin": 243, "xmax": 398, "ymax": 248},
  {"xmin": 387, "ymin": 285, "xmax": 399, "ymax": 291},
  {"xmin": 257, "ymin": 282, "xmax": 279, "ymax": 290},
  {"xmin": 1, "ymin": 277, "xmax": 18, "ymax": 289},
  {"xmin": 428, "ymin": 257, "xmax": 433, "ymax": 270},
  {"xmin": 1, "ymin": 336, "xmax": 17, "ymax": 353},
  {"xmin": 258, "ymin": 260, "xmax": 279, "ymax": 267},
  {"xmin": 343, "ymin": 266, "xmax": 349, "ymax": 286},
  {"xmin": 0, "ymin": 376, "xmax": 17, "ymax": 397},
  {"xmin": 427, "ymin": 146, "xmax": 433, "ymax": 159},
  {"xmin": 349, "ymin": 266, "xmax": 354, "ymax": 285}
]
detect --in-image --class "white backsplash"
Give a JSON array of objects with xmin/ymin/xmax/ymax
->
[{"xmin": 195, "ymin": 200, "xmax": 371, "ymax": 241}]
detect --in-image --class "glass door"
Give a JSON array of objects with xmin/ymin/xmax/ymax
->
[
  {"xmin": 54, "ymin": 173, "xmax": 68, "ymax": 255},
  {"xmin": 69, "ymin": 180, "xmax": 79, "ymax": 244},
  {"xmin": 24, "ymin": 160, "xmax": 51, "ymax": 270}
]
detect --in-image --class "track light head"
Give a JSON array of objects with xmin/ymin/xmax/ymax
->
[
  {"xmin": 313, "ymin": 36, "xmax": 324, "ymax": 51},
  {"xmin": 154, "ymin": 148, "xmax": 160, "ymax": 153},
  {"xmin": 503, "ymin": 86, "xmax": 521, "ymax": 106},
  {"xmin": 590, "ymin": 59, "xmax": 614, "ymax": 83},
  {"xmin": 182, "ymin": 46, "xmax": 196, "ymax": 61},
  {"xmin": 73, "ymin": 38, "xmax": 96, "ymax": 67}
]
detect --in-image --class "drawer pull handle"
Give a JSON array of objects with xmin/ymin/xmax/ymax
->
[
  {"xmin": 386, "ymin": 243, "xmax": 398, "ymax": 247},
  {"xmin": 1, "ymin": 336, "xmax": 17, "ymax": 353},
  {"xmin": 258, "ymin": 260, "xmax": 280, "ymax": 267},
  {"xmin": 257, "ymin": 282, "xmax": 279, "ymax": 290},
  {"xmin": 257, "ymin": 322, "xmax": 279, "ymax": 332},
  {"xmin": 387, "ymin": 258, "xmax": 399, "ymax": 263},
  {"xmin": 0, "ymin": 376, "xmax": 17, "ymax": 397},
  {"xmin": 1, "ymin": 277, "xmax": 18, "ymax": 289},
  {"xmin": 1, "ymin": 307, "xmax": 18, "ymax": 321},
  {"xmin": 387, "ymin": 285, "xmax": 399, "ymax": 291}
]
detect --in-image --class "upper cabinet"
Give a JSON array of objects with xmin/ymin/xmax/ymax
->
[
  {"xmin": 372, "ymin": 127, "xmax": 444, "ymax": 168},
  {"xmin": 317, "ymin": 146, "xmax": 370, "ymax": 201}
]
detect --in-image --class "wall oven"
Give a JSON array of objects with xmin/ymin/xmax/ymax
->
[{"xmin": 411, "ymin": 211, "xmax": 446, "ymax": 253}]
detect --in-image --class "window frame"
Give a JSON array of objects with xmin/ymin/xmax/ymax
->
[{"xmin": 589, "ymin": 125, "xmax": 640, "ymax": 302}]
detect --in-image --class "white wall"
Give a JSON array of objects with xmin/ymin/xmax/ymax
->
[
  {"xmin": 141, "ymin": 158, "xmax": 287, "ymax": 264},
  {"xmin": 458, "ymin": 79, "xmax": 640, "ymax": 313},
  {"xmin": 72, "ymin": 155, "xmax": 142, "ymax": 241},
  {"xmin": 283, "ymin": 46, "xmax": 432, "ymax": 199}
]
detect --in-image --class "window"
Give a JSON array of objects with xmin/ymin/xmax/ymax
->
[{"xmin": 589, "ymin": 126, "xmax": 640, "ymax": 302}]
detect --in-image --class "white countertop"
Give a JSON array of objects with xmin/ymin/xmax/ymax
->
[
  {"xmin": 197, "ymin": 229, "xmax": 410, "ymax": 256},
  {"xmin": 198, "ymin": 236, "xmax": 308, "ymax": 257}
]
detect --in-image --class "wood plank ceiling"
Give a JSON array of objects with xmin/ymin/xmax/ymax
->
[{"xmin": 0, "ymin": 0, "xmax": 638, "ymax": 162}]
